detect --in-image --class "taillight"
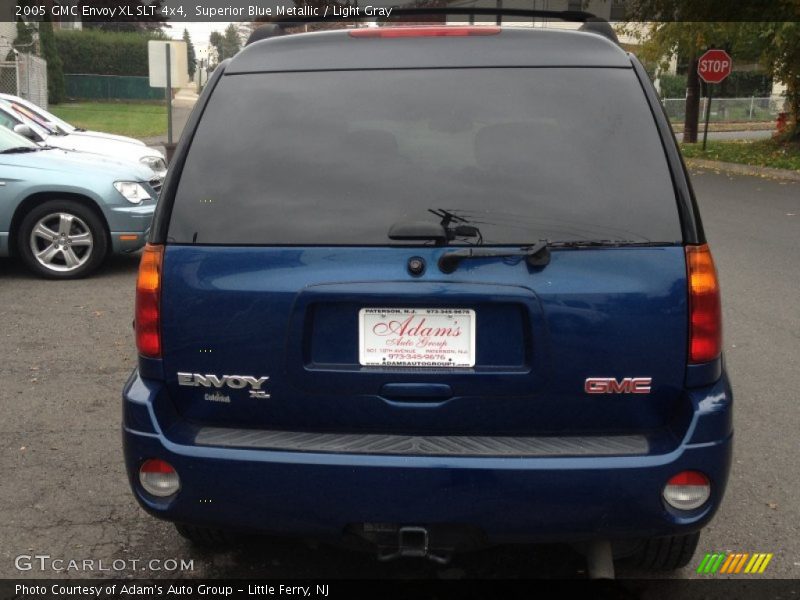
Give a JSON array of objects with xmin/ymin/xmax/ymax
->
[
  {"xmin": 139, "ymin": 459, "xmax": 180, "ymax": 497},
  {"xmin": 349, "ymin": 26, "xmax": 501, "ymax": 38},
  {"xmin": 663, "ymin": 470, "xmax": 711, "ymax": 511},
  {"xmin": 686, "ymin": 244, "xmax": 722, "ymax": 364},
  {"xmin": 136, "ymin": 244, "xmax": 163, "ymax": 358}
]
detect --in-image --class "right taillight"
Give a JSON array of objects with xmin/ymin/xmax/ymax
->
[
  {"xmin": 136, "ymin": 244, "xmax": 163, "ymax": 358},
  {"xmin": 686, "ymin": 244, "xmax": 722, "ymax": 364}
]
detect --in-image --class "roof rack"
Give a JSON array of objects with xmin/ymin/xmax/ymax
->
[{"xmin": 246, "ymin": 7, "xmax": 619, "ymax": 45}]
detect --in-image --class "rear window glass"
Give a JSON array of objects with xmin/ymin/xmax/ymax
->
[{"xmin": 169, "ymin": 68, "xmax": 682, "ymax": 245}]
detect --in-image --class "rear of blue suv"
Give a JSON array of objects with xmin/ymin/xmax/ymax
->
[{"xmin": 123, "ymin": 25, "xmax": 732, "ymax": 571}]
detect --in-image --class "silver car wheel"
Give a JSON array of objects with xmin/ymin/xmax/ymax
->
[{"xmin": 28, "ymin": 212, "xmax": 94, "ymax": 273}]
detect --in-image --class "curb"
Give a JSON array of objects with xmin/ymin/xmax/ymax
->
[{"xmin": 685, "ymin": 158, "xmax": 800, "ymax": 182}]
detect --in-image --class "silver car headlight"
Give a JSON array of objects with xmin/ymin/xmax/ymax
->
[
  {"xmin": 114, "ymin": 181, "xmax": 152, "ymax": 204},
  {"xmin": 140, "ymin": 155, "xmax": 167, "ymax": 173}
]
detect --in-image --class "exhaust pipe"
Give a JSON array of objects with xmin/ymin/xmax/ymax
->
[{"xmin": 584, "ymin": 540, "xmax": 615, "ymax": 579}]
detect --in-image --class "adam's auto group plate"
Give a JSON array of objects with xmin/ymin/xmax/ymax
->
[{"xmin": 359, "ymin": 308, "xmax": 476, "ymax": 367}]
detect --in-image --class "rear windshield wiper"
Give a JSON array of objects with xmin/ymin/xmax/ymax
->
[
  {"xmin": 438, "ymin": 241, "xmax": 550, "ymax": 273},
  {"xmin": 0, "ymin": 146, "xmax": 41, "ymax": 154}
]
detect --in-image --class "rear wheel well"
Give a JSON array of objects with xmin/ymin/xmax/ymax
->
[{"xmin": 9, "ymin": 192, "xmax": 109, "ymax": 257}]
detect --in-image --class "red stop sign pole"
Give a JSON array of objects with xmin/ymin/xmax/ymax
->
[{"xmin": 697, "ymin": 49, "xmax": 733, "ymax": 149}]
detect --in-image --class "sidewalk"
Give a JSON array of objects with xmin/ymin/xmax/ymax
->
[
  {"xmin": 685, "ymin": 158, "xmax": 800, "ymax": 182},
  {"xmin": 142, "ymin": 86, "xmax": 199, "ymax": 149}
]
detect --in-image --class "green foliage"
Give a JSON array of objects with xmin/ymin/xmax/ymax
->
[
  {"xmin": 680, "ymin": 139, "xmax": 800, "ymax": 171},
  {"xmin": 55, "ymin": 29, "xmax": 168, "ymax": 77},
  {"xmin": 183, "ymin": 29, "xmax": 197, "ymax": 79},
  {"xmin": 39, "ymin": 19, "xmax": 66, "ymax": 104},
  {"xmin": 209, "ymin": 24, "xmax": 242, "ymax": 64},
  {"xmin": 209, "ymin": 31, "xmax": 223, "ymax": 65},
  {"xmin": 757, "ymin": 22, "xmax": 800, "ymax": 141},
  {"xmin": 223, "ymin": 24, "xmax": 242, "ymax": 57},
  {"xmin": 658, "ymin": 73, "xmax": 687, "ymax": 98},
  {"xmin": 721, "ymin": 72, "xmax": 773, "ymax": 98},
  {"xmin": 619, "ymin": 2, "xmax": 800, "ymax": 140},
  {"xmin": 9, "ymin": 19, "xmax": 35, "ymax": 59},
  {"xmin": 619, "ymin": 22, "xmax": 763, "ymax": 73}
]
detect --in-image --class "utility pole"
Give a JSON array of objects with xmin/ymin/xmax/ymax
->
[{"xmin": 684, "ymin": 55, "xmax": 700, "ymax": 143}]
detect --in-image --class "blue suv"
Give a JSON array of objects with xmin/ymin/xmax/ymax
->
[{"xmin": 123, "ymin": 18, "xmax": 732, "ymax": 574}]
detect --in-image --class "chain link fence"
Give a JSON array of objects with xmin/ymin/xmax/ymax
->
[
  {"xmin": 0, "ymin": 60, "xmax": 18, "ymax": 97},
  {"xmin": 17, "ymin": 53, "xmax": 48, "ymax": 109},
  {"xmin": 661, "ymin": 97, "xmax": 784, "ymax": 124},
  {"xmin": 0, "ymin": 54, "xmax": 48, "ymax": 109}
]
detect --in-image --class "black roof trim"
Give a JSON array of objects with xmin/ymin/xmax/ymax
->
[
  {"xmin": 229, "ymin": 27, "xmax": 631, "ymax": 74},
  {"xmin": 248, "ymin": 8, "xmax": 619, "ymax": 45}
]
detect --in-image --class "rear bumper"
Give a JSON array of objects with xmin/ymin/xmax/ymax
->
[{"xmin": 122, "ymin": 371, "xmax": 732, "ymax": 544}]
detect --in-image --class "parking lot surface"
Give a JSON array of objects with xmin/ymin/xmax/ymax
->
[{"xmin": 0, "ymin": 170, "xmax": 797, "ymax": 580}]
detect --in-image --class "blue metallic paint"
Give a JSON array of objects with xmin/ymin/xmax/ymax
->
[
  {"xmin": 122, "ymin": 244, "xmax": 732, "ymax": 542},
  {"xmin": 123, "ymin": 368, "xmax": 731, "ymax": 541},
  {"xmin": 155, "ymin": 245, "xmax": 691, "ymax": 435}
]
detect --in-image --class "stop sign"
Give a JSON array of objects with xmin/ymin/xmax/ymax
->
[{"xmin": 697, "ymin": 49, "xmax": 732, "ymax": 84}]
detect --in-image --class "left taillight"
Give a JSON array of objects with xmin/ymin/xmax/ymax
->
[
  {"xmin": 136, "ymin": 244, "xmax": 163, "ymax": 358},
  {"xmin": 139, "ymin": 459, "xmax": 180, "ymax": 497}
]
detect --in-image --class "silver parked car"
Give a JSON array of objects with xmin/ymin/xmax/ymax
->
[
  {"xmin": 0, "ymin": 126, "xmax": 159, "ymax": 279},
  {"xmin": 0, "ymin": 98, "xmax": 167, "ymax": 178}
]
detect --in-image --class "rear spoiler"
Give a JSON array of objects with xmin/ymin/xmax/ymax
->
[{"xmin": 246, "ymin": 8, "xmax": 619, "ymax": 45}]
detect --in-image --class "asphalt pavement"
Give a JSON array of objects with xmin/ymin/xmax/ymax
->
[{"xmin": 0, "ymin": 169, "xmax": 797, "ymax": 583}]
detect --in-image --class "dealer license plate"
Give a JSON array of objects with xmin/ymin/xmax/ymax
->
[{"xmin": 359, "ymin": 308, "xmax": 476, "ymax": 367}]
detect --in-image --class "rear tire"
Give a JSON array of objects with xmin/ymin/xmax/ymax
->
[
  {"xmin": 17, "ymin": 200, "xmax": 108, "ymax": 279},
  {"xmin": 174, "ymin": 523, "xmax": 238, "ymax": 546},
  {"xmin": 626, "ymin": 531, "xmax": 700, "ymax": 571}
]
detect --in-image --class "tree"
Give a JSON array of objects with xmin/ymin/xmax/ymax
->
[
  {"xmin": 619, "ymin": 22, "xmax": 762, "ymax": 142},
  {"xmin": 222, "ymin": 23, "xmax": 242, "ymax": 58},
  {"xmin": 183, "ymin": 28, "xmax": 197, "ymax": 79},
  {"xmin": 620, "ymin": 2, "xmax": 800, "ymax": 142},
  {"xmin": 209, "ymin": 24, "xmax": 243, "ymax": 65},
  {"xmin": 8, "ymin": 19, "xmax": 36, "ymax": 60},
  {"xmin": 38, "ymin": 18, "xmax": 66, "ymax": 104},
  {"xmin": 757, "ymin": 22, "xmax": 800, "ymax": 141},
  {"xmin": 208, "ymin": 31, "xmax": 223, "ymax": 67}
]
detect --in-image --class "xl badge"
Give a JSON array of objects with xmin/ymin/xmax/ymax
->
[{"xmin": 177, "ymin": 372, "xmax": 270, "ymax": 399}]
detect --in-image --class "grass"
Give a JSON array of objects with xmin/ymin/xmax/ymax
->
[
  {"xmin": 680, "ymin": 139, "xmax": 800, "ymax": 171},
  {"xmin": 49, "ymin": 102, "xmax": 166, "ymax": 139}
]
